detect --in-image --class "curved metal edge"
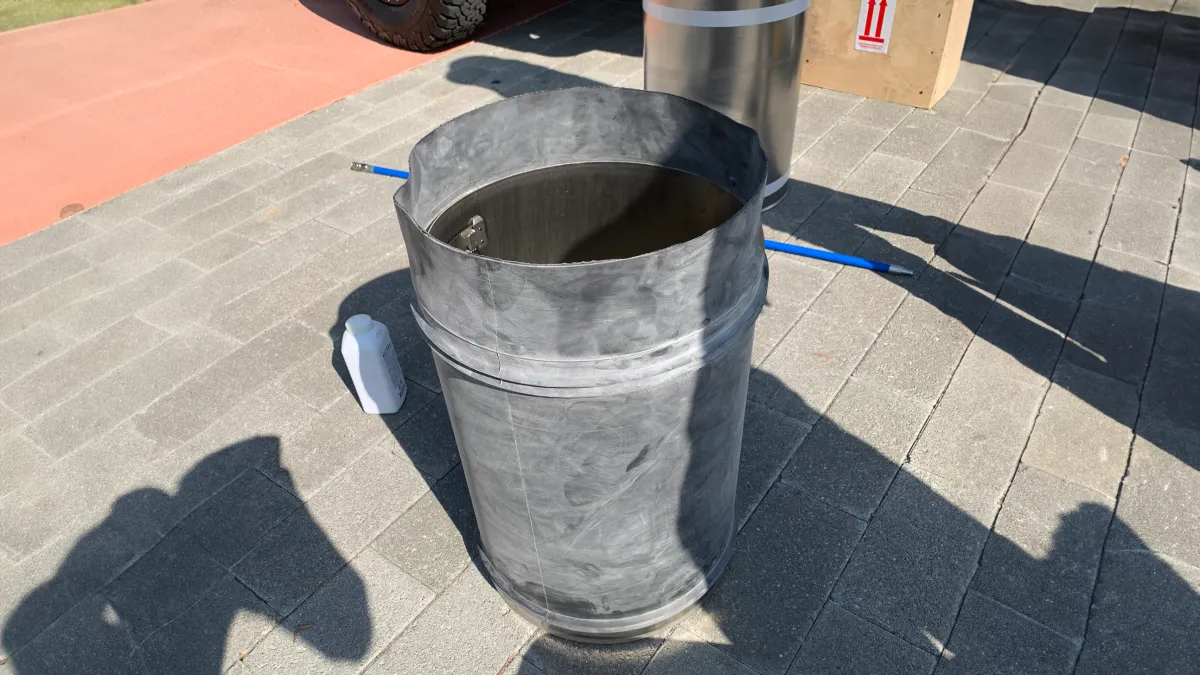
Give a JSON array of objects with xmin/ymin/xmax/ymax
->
[
  {"xmin": 643, "ymin": 0, "xmax": 810, "ymax": 28},
  {"xmin": 480, "ymin": 520, "xmax": 737, "ymax": 643}
]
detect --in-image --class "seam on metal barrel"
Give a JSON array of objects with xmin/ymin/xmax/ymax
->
[{"xmin": 642, "ymin": 0, "xmax": 810, "ymax": 27}]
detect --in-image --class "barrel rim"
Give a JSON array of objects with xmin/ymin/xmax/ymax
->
[{"xmin": 393, "ymin": 86, "xmax": 768, "ymax": 270}]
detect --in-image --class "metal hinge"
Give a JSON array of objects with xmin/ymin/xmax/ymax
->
[{"xmin": 449, "ymin": 215, "xmax": 488, "ymax": 253}]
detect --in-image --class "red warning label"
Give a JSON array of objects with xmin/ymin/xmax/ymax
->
[{"xmin": 855, "ymin": 0, "xmax": 894, "ymax": 54}]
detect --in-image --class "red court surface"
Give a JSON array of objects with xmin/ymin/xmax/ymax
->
[{"xmin": 0, "ymin": 0, "xmax": 567, "ymax": 246}]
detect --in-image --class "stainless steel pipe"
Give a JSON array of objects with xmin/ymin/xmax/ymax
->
[{"xmin": 644, "ymin": 0, "xmax": 807, "ymax": 209}]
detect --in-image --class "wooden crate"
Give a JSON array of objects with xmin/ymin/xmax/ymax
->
[{"xmin": 800, "ymin": 0, "xmax": 976, "ymax": 108}]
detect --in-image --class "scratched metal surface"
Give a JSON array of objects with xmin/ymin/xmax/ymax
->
[{"xmin": 394, "ymin": 87, "xmax": 768, "ymax": 641}]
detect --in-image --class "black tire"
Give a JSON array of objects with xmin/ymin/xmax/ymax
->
[{"xmin": 345, "ymin": 0, "xmax": 487, "ymax": 52}]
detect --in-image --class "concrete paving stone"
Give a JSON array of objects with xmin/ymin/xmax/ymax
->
[
  {"xmin": 266, "ymin": 123, "xmax": 367, "ymax": 169},
  {"xmin": 141, "ymin": 575, "xmax": 278, "ymax": 675},
  {"xmin": 1012, "ymin": 226, "xmax": 1099, "ymax": 297},
  {"xmin": 1019, "ymin": 103, "xmax": 1086, "ymax": 150},
  {"xmin": 1154, "ymin": 269, "xmax": 1200, "ymax": 365},
  {"xmin": 178, "ymin": 231, "xmax": 257, "ymax": 271},
  {"xmin": 748, "ymin": 310, "xmax": 877, "ymax": 424},
  {"xmin": 1077, "ymin": 107, "xmax": 1139, "ymax": 148},
  {"xmin": 909, "ymin": 358, "xmax": 1045, "ymax": 495},
  {"xmin": 642, "ymin": 627, "xmax": 756, "ymax": 675},
  {"xmin": 259, "ymin": 392, "xmax": 391, "ymax": 500},
  {"xmin": 87, "ymin": 225, "xmax": 192, "ymax": 284},
  {"xmin": 4, "ymin": 594, "xmax": 145, "ymax": 675},
  {"xmin": 781, "ymin": 376, "xmax": 933, "ymax": 520},
  {"xmin": 933, "ymin": 228, "xmax": 1022, "ymax": 293},
  {"xmin": 1073, "ymin": 550, "xmax": 1200, "ymax": 675},
  {"xmin": 988, "ymin": 140, "xmax": 1067, "ymax": 194},
  {"xmin": 303, "ymin": 243, "xmax": 412, "ymax": 335},
  {"xmin": 935, "ymin": 129, "xmax": 1012, "ymax": 169},
  {"xmin": 985, "ymin": 82, "xmax": 1041, "ymax": 108},
  {"xmin": 0, "ymin": 508, "xmax": 155, "ymax": 657},
  {"xmin": 831, "ymin": 465, "xmax": 996, "ymax": 654},
  {"xmin": 24, "ymin": 325, "xmax": 236, "ymax": 457},
  {"xmin": 306, "ymin": 442, "xmax": 429, "ymax": 557},
  {"xmin": 172, "ymin": 189, "xmax": 273, "ymax": 243},
  {"xmin": 838, "ymin": 153, "xmax": 927, "ymax": 205},
  {"xmin": 786, "ymin": 194, "xmax": 887, "ymax": 255},
  {"xmin": 384, "ymin": 396, "xmax": 461, "ymax": 479},
  {"xmin": 1058, "ymin": 137, "xmax": 1130, "ymax": 192},
  {"xmin": 844, "ymin": 98, "xmax": 913, "ymax": 131},
  {"xmin": 370, "ymin": 464, "xmax": 475, "ymax": 593},
  {"xmin": 0, "ymin": 265, "xmax": 119, "ymax": 342},
  {"xmin": 962, "ymin": 275, "xmax": 1074, "ymax": 382},
  {"xmin": 794, "ymin": 123, "xmax": 890, "ymax": 183},
  {"xmin": 1098, "ymin": 63, "xmax": 1153, "ymax": 102},
  {"xmin": 132, "ymin": 320, "xmax": 326, "ymax": 446},
  {"xmin": 1041, "ymin": 67, "xmax": 1103, "ymax": 110},
  {"xmin": 139, "ymin": 222, "xmax": 346, "ymax": 333},
  {"xmin": 1035, "ymin": 179, "xmax": 1113, "ymax": 234},
  {"xmin": 140, "ymin": 178, "xmax": 246, "ymax": 228},
  {"xmin": 1117, "ymin": 149, "xmax": 1187, "ymax": 204},
  {"xmin": 304, "ymin": 217, "xmax": 403, "ymax": 283},
  {"xmin": 750, "ymin": 256, "xmax": 833, "ymax": 366},
  {"xmin": 363, "ymin": 563, "xmax": 534, "ymax": 675},
  {"xmin": 853, "ymin": 291, "xmax": 979, "ymax": 404},
  {"xmin": 314, "ymin": 188, "xmax": 397, "ymax": 235},
  {"xmin": 1173, "ymin": 229, "xmax": 1200, "ymax": 272},
  {"xmin": 206, "ymin": 265, "xmax": 336, "ymax": 342},
  {"xmin": 1141, "ymin": 351, "xmax": 1200, "ymax": 432},
  {"xmin": 808, "ymin": 265, "xmax": 911, "ymax": 336},
  {"xmin": 736, "ymin": 400, "xmax": 812, "ymax": 529},
  {"xmin": 0, "ymin": 217, "xmax": 100, "ymax": 279},
  {"xmin": 50, "ymin": 258, "xmax": 203, "ymax": 339},
  {"xmin": 912, "ymin": 159, "xmax": 992, "ymax": 202},
  {"xmin": 178, "ymin": 469, "xmax": 300, "ymax": 568},
  {"xmin": 877, "ymin": 112, "xmax": 960, "ymax": 163},
  {"xmin": 1, "ymin": 316, "xmax": 169, "ymax": 419},
  {"xmin": 972, "ymin": 464, "xmax": 1114, "ymax": 639},
  {"xmin": 792, "ymin": 92, "xmax": 862, "ymax": 139},
  {"xmin": 271, "ymin": 98, "xmax": 374, "ymax": 144},
  {"xmin": 961, "ymin": 98, "xmax": 1031, "ymax": 140},
  {"xmin": 791, "ymin": 131, "xmax": 820, "ymax": 163},
  {"xmin": 1109, "ymin": 418, "xmax": 1200, "ymax": 568},
  {"xmin": 0, "ymin": 434, "xmax": 44, "ymax": 499},
  {"xmin": 959, "ymin": 183, "xmax": 1043, "ymax": 240},
  {"xmin": 522, "ymin": 634, "xmax": 666, "ymax": 675},
  {"xmin": 1084, "ymin": 245, "xmax": 1168, "ymax": 310},
  {"xmin": 931, "ymin": 89, "xmax": 986, "ymax": 126},
  {"xmin": 937, "ymin": 591, "xmax": 1078, "ymax": 675},
  {"xmin": 279, "ymin": 349, "xmax": 354, "ymax": 412},
  {"xmin": 953, "ymin": 62, "xmax": 1004, "ymax": 93},
  {"xmin": 254, "ymin": 152, "xmax": 357, "ymax": 204},
  {"xmin": 1101, "ymin": 194, "xmax": 1178, "ymax": 263},
  {"xmin": 789, "ymin": 602, "xmax": 937, "ymax": 675},
  {"xmin": 682, "ymin": 484, "xmax": 865, "ymax": 675},
  {"xmin": 1134, "ymin": 101, "xmax": 1195, "ymax": 158},
  {"xmin": 0, "ymin": 250, "xmax": 90, "ymax": 309},
  {"xmin": 0, "ymin": 326, "xmax": 71, "ymax": 393},
  {"xmin": 234, "ymin": 180, "xmax": 360, "ymax": 244},
  {"xmin": 1023, "ymin": 358, "xmax": 1137, "ymax": 494},
  {"xmin": 1061, "ymin": 299, "xmax": 1157, "ymax": 384},
  {"xmin": 871, "ymin": 188, "xmax": 970, "ymax": 252},
  {"xmin": 102, "ymin": 530, "xmax": 227, "ymax": 642},
  {"xmin": 132, "ymin": 385, "xmax": 317, "ymax": 536},
  {"xmin": 1146, "ymin": 64, "xmax": 1200, "ymax": 106},
  {"xmin": 1085, "ymin": 95, "xmax": 1143, "ymax": 122},
  {"xmin": 243, "ymin": 548, "xmax": 434, "ymax": 675},
  {"xmin": 763, "ymin": 181, "xmax": 835, "ymax": 242}
]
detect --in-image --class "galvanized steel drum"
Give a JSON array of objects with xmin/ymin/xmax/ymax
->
[
  {"xmin": 644, "ymin": 0, "xmax": 807, "ymax": 209},
  {"xmin": 394, "ymin": 88, "xmax": 768, "ymax": 642}
]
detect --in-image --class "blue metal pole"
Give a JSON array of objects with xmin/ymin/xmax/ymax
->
[
  {"xmin": 349, "ymin": 161, "xmax": 913, "ymax": 276},
  {"xmin": 764, "ymin": 239, "xmax": 913, "ymax": 276},
  {"xmin": 350, "ymin": 162, "xmax": 410, "ymax": 179}
]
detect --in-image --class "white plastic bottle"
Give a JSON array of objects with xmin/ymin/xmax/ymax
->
[{"xmin": 341, "ymin": 314, "xmax": 407, "ymax": 414}]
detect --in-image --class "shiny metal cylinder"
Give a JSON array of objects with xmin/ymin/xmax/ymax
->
[{"xmin": 643, "ymin": 0, "xmax": 807, "ymax": 209}]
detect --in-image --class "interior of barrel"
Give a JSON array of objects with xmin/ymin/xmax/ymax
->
[{"xmin": 428, "ymin": 163, "xmax": 745, "ymax": 264}]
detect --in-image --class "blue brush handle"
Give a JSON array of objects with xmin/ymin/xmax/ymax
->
[
  {"xmin": 765, "ymin": 239, "xmax": 913, "ymax": 276},
  {"xmin": 350, "ymin": 162, "xmax": 409, "ymax": 179}
]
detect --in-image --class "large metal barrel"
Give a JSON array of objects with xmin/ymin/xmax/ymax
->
[
  {"xmin": 393, "ymin": 88, "xmax": 768, "ymax": 642},
  {"xmin": 644, "ymin": 0, "xmax": 807, "ymax": 209}
]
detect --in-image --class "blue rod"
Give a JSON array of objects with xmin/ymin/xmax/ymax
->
[
  {"xmin": 350, "ymin": 162, "xmax": 409, "ymax": 179},
  {"xmin": 350, "ymin": 161, "xmax": 912, "ymax": 276},
  {"xmin": 765, "ymin": 239, "xmax": 913, "ymax": 276}
]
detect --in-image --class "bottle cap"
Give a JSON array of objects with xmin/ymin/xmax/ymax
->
[{"xmin": 345, "ymin": 314, "xmax": 374, "ymax": 335}]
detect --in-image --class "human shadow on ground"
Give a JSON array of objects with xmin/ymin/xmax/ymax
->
[{"xmin": 1, "ymin": 439, "xmax": 371, "ymax": 674}]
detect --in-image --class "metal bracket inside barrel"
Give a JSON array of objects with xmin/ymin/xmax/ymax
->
[{"xmin": 449, "ymin": 215, "xmax": 488, "ymax": 253}]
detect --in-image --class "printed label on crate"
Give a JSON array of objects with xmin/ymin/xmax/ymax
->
[{"xmin": 854, "ymin": 0, "xmax": 894, "ymax": 54}]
